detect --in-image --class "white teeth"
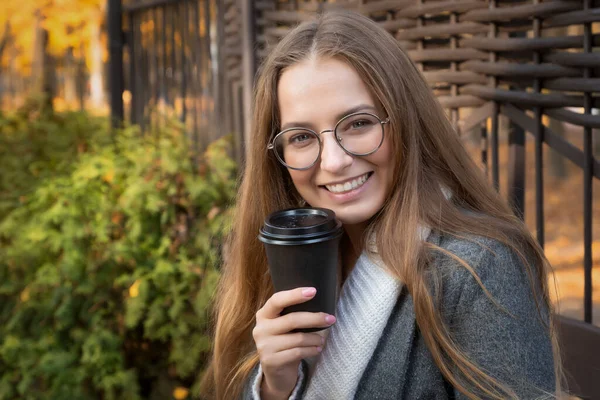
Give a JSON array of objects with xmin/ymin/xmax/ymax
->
[{"xmin": 325, "ymin": 173, "xmax": 370, "ymax": 194}]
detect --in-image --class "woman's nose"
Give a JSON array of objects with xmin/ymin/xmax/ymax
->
[{"xmin": 319, "ymin": 132, "xmax": 353, "ymax": 173}]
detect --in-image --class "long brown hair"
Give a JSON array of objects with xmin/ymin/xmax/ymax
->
[{"xmin": 201, "ymin": 10, "xmax": 562, "ymax": 399}]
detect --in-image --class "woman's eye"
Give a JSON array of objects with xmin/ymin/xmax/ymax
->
[
  {"xmin": 349, "ymin": 119, "xmax": 372, "ymax": 130},
  {"xmin": 290, "ymin": 133, "xmax": 310, "ymax": 143}
]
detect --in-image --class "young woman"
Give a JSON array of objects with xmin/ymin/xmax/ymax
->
[{"xmin": 202, "ymin": 10, "xmax": 562, "ymax": 400}]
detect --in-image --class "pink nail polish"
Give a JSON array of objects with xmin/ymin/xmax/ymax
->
[
  {"xmin": 325, "ymin": 315, "xmax": 336, "ymax": 324},
  {"xmin": 302, "ymin": 287, "xmax": 316, "ymax": 297},
  {"xmin": 317, "ymin": 346, "xmax": 323, "ymax": 352}
]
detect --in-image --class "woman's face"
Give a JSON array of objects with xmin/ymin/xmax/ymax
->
[{"xmin": 277, "ymin": 57, "xmax": 395, "ymax": 226}]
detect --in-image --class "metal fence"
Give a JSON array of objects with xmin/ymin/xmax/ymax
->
[
  {"xmin": 110, "ymin": 0, "xmax": 600, "ymax": 325},
  {"xmin": 109, "ymin": 0, "xmax": 252, "ymax": 164}
]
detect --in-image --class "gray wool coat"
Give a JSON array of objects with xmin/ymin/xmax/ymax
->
[{"xmin": 243, "ymin": 231, "xmax": 556, "ymax": 399}]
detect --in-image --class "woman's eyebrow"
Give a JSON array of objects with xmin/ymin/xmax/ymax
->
[
  {"xmin": 280, "ymin": 104, "xmax": 377, "ymax": 131},
  {"xmin": 334, "ymin": 104, "xmax": 378, "ymax": 121}
]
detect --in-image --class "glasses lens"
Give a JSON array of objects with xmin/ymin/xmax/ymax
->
[
  {"xmin": 273, "ymin": 129, "xmax": 320, "ymax": 169},
  {"xmin": 335, "ymin": 113, "xmax": 383, "ymax": 155}
]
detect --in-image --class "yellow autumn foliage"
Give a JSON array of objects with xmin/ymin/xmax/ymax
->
[{"xmin": 0, "ymin": 0, "xmax": 106, "ymax": 73}]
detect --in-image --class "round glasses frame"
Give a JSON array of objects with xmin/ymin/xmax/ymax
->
[{"xmin": 266, "ymin": 111, "xmax": 390, "ymax": 171}]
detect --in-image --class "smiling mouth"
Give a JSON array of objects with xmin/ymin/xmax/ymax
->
[{"xmin": 322, "ymin": 172, "xmax": 373, "ymax": 194}]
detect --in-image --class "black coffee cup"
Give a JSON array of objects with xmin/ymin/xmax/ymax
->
[{"xmin": 258, "ymin": 208, "xmax": 344, "ymax": 332}]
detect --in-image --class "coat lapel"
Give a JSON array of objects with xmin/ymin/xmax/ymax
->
[
  {"xmin": 353, "ymin": 232, "xmax": 442, "ymax": 399},
  {"xmin": 354, "ymin": 287, "xmax": 416, "ymax": 399}
]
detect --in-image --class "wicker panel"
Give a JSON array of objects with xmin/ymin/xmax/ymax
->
[{"xmin": 255, "ymin": 0, "xmax": 600, "ymax": 135}]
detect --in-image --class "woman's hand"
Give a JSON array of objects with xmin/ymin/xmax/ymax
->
[{"xmin": 253, "ymin": 287, "xmax": 336, "ymax": 399}]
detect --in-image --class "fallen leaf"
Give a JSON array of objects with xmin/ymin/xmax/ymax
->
[
  {"xmin": 20, "ymin": 288, "xmax": 30, "ymax": 302},
  {"xmin": 102, "ymin": 170, "xmax": 114, "ymax": 183},
  {"xmin": 129, "ymin": 280, "xmax": 141, "ymax": 298},
  {"xmin": 173, "ymin": 387, "xmax": 189, "ymax": 400}
]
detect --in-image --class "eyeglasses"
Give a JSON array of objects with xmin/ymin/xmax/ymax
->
[{"xmin": 267, "ymin": 112, "xmax": 390, "ymax": 170}]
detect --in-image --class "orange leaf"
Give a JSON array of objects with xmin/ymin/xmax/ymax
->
[{"xmin": 173, "ymin": 387, "xmax": 189, "ymax": 400}]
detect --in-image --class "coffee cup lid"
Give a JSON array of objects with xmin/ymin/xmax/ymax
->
[{"xmin": 260, "ymin": 207, "xmax": 342, "ymax": 241}]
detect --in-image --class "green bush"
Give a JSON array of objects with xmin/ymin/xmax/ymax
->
[
  {"xmin": 0, "ymin": 97, "xmax": 109, "ymax": 219},
  {"xmin": 0, "ymin": 102, "xmax": 236, "ymax": 399}
]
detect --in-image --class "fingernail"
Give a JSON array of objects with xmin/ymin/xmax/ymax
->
[
  {"xmin": 321, "ymin": 336, "xmax": 325, "ymax": 344},
  {"xmin": 302, "ymin": 287, "xmax": 316, "ymax": 297},
  {"xmin": 317, "ymin": 346, "xmax": 323, "ymax": 352},
  {"xmin": 325, "ymin": 315, "xmax": 336, "ymax": 324}
]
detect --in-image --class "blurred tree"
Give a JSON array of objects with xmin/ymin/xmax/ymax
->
[
  {"xmin": 32, "ymin": 9, "xmax": 54, "ymax": 110},
  {"xmin": 0, "ymin": 0, "xmax": 107, "ymax": 109},
  {"xmin": 0, "ymin": 21, "xmax": 9, "ymax": 59}
]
